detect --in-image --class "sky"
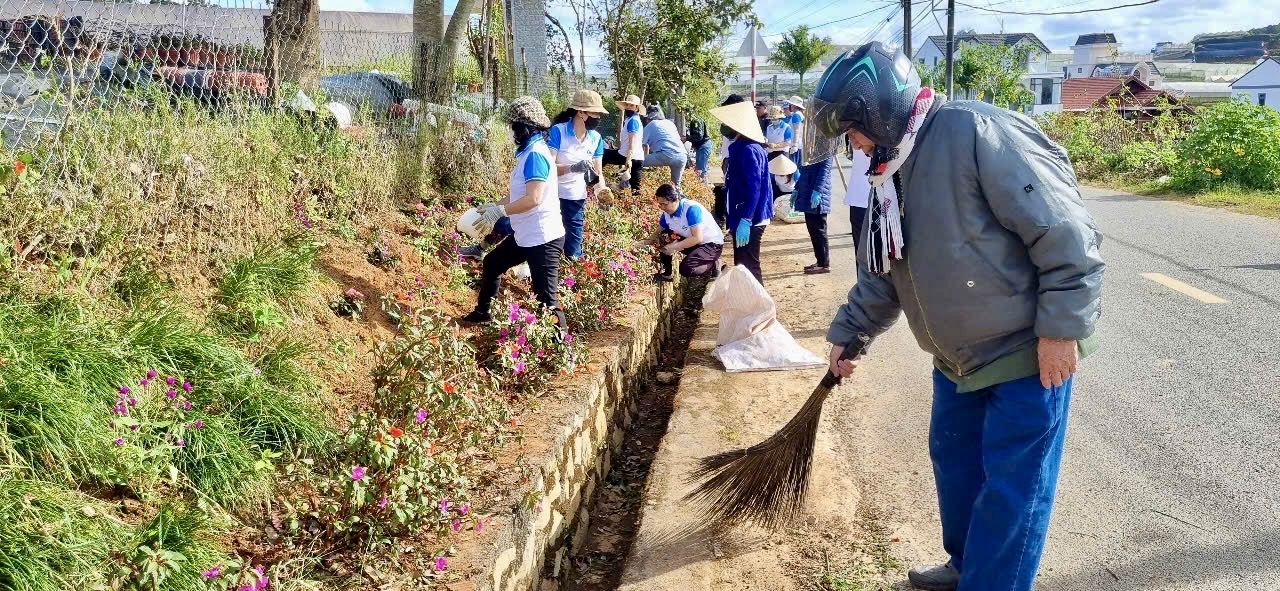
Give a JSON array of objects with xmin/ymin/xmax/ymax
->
[{"xmin": 314, "ymin": 0, "xmax": 1274, "ymax": 69}]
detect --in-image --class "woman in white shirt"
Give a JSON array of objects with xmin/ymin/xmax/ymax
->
[
  {"xmin": 548, "ymin": 89, "xmax": 607, "ymax": 259},
  {"xmin": 763, "ymin": 105, "xmax": 794, "ymax": 160},
  {"xmin": 844, "ymin": 145, "xmax": 894, "ymax": 260},
  {"xmin": 464, "ymin": 96, "xmax": 567, "ymax": 330}
]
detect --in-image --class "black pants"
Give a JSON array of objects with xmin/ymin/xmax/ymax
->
[
  {"xmin": 603, "ymin": 149, "xmax": 643, "ymax": 193},
  {"xmin": 849, "ymin": 205, "xmax": 867, "ymax": 259},
  {"xmin": 660, "ymin": 242, "xmax": 723, "ymax": 277},
  {"xmin": 712, "ymin": 185, "xmax": 728, "ymax": 229},
  {"xmin": 805, "ymin": 213, "xmax": 829, "ymax": 268},
  {"xmin": 476, "ymin": 235, "xmax": 567, "ymax": 329},
  {"xmin": 733, "ymin": 225, "xmax": 766, "ymax": 286}
]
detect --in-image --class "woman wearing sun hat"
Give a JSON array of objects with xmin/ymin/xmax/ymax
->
[
  {"xmin": 709, "ymin": 99, "xmax": 772, "ymax": 286},
  {"xmin": 547, "ymin": 89, "xmax": 608, "ymax": 258},
  {"xmin": 763, "ymin": 104, "xmax": 794, "ymax": 162},
  {"xmin": 463, "ymin": 96, "xmax": 567, "ymax": 329},
  {"xmin": 601, "ymin": 94, "xmax": 645, "ymax": 193}
]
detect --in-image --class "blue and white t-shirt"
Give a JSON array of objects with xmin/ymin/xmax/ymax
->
[
  {"xmin": 658, "ymin": 198, "xmax": 724, "ymax": 245},
  {"xmin": 508, "ymin": 135, "xmax": 565, "ymax": 247},
  {"xmin": 766, "ymin": 120, "xmax": 793, "ymax": 150},
  {"xmin": 619, "ymin": 113, "xmax": 644, "ymax": 160},
  {"xmin": 789, "ymin": 111, "xmax": 805, "ymax": 152},
  {"xmin": 547, "ymin": 121, "xmax": 604, "ymax": 201}
]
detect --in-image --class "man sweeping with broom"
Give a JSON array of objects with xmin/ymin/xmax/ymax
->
[{"xmin": 805, "ymin": 42, "xmax": 1105, "ymax": 591}]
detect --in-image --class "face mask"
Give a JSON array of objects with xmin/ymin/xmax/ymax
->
[
  {"xmin": 720, "ymin": 124, "xmax": 738, "ymax": 140},
  {"xmin": 584, "ymin": 117, "xmax": 600, "ymax": 131}
]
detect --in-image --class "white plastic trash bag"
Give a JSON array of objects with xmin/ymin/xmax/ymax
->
[{"xmin": 702, "ymin": 265, "xmax": 826, "ymax": 372}]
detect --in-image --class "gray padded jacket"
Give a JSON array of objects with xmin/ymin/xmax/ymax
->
[{"xmin": 826, "ymin": 99, "xmax": 1105, "ymax": 379}]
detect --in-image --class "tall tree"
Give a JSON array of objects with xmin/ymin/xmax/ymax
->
[
  {"xmin": 768, "ymin": 25, "xmax": 834, "ymax": 94},
  {"xmin": 959, "ymin": 42, "xmax": 1035, "ymax": 109},
  {"xmin": 265, "ymin": 0, "xmax": 320, "ymax": 92},
  {"xmin": 414, "ymin": 0, "xmax": 478, "ymax": 103}
]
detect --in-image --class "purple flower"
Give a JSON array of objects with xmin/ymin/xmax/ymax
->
[
  {"xmin": 129, "ymin": 424, "xmax": 139, "ymax": 432},
  {"xmin": 166, "ymin": 389, "xmax": 177, "ymax": 399},
  {"xmin": 460, "ymin": 503, "xmax": 470, "ymax": 516},
  {"xmin": 513, "ymin": 361, "xmax": 526, "ymax": 375},
  {"xmin": 415, "ymin": 408, "xmax": 428, "ymax": 424},
  {"xmin": 516, "ymin": 334, "xmax": 527, "ymax": 347},
  {"xmin": 127, "ymin": 398, "xmax": 137, "ymax": 406},
  {"xmin": 139, "ymin": 378, "xmax": 149, "ymax": 387},
  {"xmin": 182, "ymin": 400, "xmax": 193, "ymax": 410},
  {"xmin": 174, "ymin": 439, "xmax": 185, "ymax": 448},
  {"xmin": 191, "ymin": 419, "xmax": 204, "ymax": 430},
  {"xmin": 451, "ymin": 519, "xmax": 461, "ymax": 532},
  {"xmin": 439, "ymin": 498, "xmax": 450, "ymax": 515},
  {"xmin": 181, "ymin": 381, "xmax": 193, "ymax": 393},
  {"xmin": 499, "ymin": 328, "xmax": 508, "ymax": 337},
  {"xmin": 508, "ymin": 306, "xmax": 521, "ymax": 322},
  {"xmin": 351, "ymin": 465, "xmax": 366, "ymax": 481},
  {"xmin": 510, "ymin": 349, "xmax": 520, "ymax": 359},
  {"xmin": 165, "ymin": 376, "xmax": 176, "ymax": 386},
  {"xmin": 562, "ymin": 275, "xmax": 576, "ymax": 288},
  {"xmin": 536, "ymin": 349, "xmax": 546, "ymax": 359},
  {"xmin": 201, "ymin": 565, "xmax": 221, "ymax": 579},
  {"xmin": 113, "ymin": 437, "xmax": 125, "ymax": 446},
  {"xmin": 111, "ymin": 404, "xmax": 128, "ymax": 417},
  {"xmin": 524, "ymin": 312, "xmax": 536, "ymax": 325},
  {"xmin": 476, "ymin": 519, "xmax": 484, "ymax": 532},
  {"xmin": 146, "ymin": 369, "xmax": 157, "ymax": 379},
  {"xmin": 565, "ymin": 333, "xmax": 575, "ymax": 343},
  {"xmin": 433, "ymin": 557, "xmax": 448, "ymax": 572},
  {"xmin": 118, "ymin": 385, "xmax": 130, "ymax": 396},
  {"xmin": 378, "ymin": 496, "xmax": 389, "ymax": 509}
]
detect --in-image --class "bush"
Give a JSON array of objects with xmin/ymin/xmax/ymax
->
[
  {"xmin": 483, "ymin": 296, "xmax": 582, "ymax": 394},
  {"xmin": 1170, "ymin": 99, "xmax": 1280, "ymax": 192}
]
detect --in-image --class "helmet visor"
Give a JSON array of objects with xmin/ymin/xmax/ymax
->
[{"xmin": 803, "ymin": 96, "xmax": 846, "ymax": 166}]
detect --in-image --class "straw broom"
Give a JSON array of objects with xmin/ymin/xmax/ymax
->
[{"xmin": 684, "ymin": 335, "xmax": 871, "ymax": 529}]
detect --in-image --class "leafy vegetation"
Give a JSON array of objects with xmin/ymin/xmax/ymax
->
[{"xmin": 769, "ymin": 26, "xmax": 836, "ymax": 94}]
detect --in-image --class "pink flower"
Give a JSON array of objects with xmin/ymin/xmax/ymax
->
[
  {"xmin": 451, "ymin": 519, "xmax": 461, "ymax": 532},
  {"xmin": 513, "ymin": 361, "xmax": 526, "ymax": 375},
  {"xmin": 201, "ymin": 565, "xmax": 221, "ymax": 579},
  {"xmin": 113, "ymin": 437, "xmax": 124, "ymax": 446},
  {"xmin": 350, "ymin": 465, "xmax": 366, "ymax": 481},
  {"xmin": 565, "ymin": 333, "xmax": 574, "ymax": 343},
  {"xmin": 181, "ymin": 381, "xmax": 193, "ymax": 393},
  {"xmin": 165, "ymin": 376, "xmax": 176, "ymax": 386},
  {"xmin": 146, "ymin": 369, "xmax": 157, "ymax": 379},
  {"xmin": 536, "ymin": 349, "xmax": 546, "ymax": 359},
  {"xmin": 524, "ymin": 312, "xmax": 537, "ymax": 324},
  {"xmin": 166, "ymin": 389, "xmax": 177, "ymax": 399},
  {"xmin": 516, "ymin": 334, "xmax": 527, "ymax": 347},
  {"xmin": 415, "ymin": 408, "xmax": 428, "ymax": 424},
  {"xmin": 433, "ymin": 557, "xmax": 448, "ymax": 572},
  {"xmin": 499, "ymin": 328, "xmax": 508, "ymax": 337},
  {"xmin": 562, "ymin": 275, "xmax": 576, "ymax": 288},
  {"xmin": 476, "ymin": 519, "xmax": 484, "ymax": 532},
  {"xmin": 191, "ymin": 419, "xmax": 204, "ymax": 429},
  {"xmin": 459, "ymin": 503, "xmax": 470, "ymax": 516},
  {"xmin": 508, "ymin": 302, "xmax": 521, "ymax": 322},
  {"xmin": 118, "ymin": 385, "xmax": 130, "ymax": 396},
  {"xmin": 378, "ymin": 496, "xmax": 389, "ymax": 509},
  {"xmin": 344, "ymin": 287, "xmax": 364, "ymax": 300},
  {"xmin": 127, "ymin": 398, "xmax": 137, "ymax": 406},
  {"xmin": 182, "ymin": 400, "xmax": 193, "ymax": 410},
  {"xmin": 439, "ymin": 498, "xmax": 450, "ymax": 515},
  {"xmin": 174, "ymin": 439, "xmax": 185, "ymax": 448}
]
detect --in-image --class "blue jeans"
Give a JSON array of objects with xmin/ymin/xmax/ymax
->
[
  {"xmin": 560, "ymin": 198, "xmax": 586, "ymax": 258},
  {"xmin": 694, "ymin": 142, "xmax": 713, "ymax": 179},
  {"xmin": 643, "ymin": 150, "xmax": 688, "ymax": 187},
  {"xmin": 930, "ymin": 369, "xmax": 1072, "ymax": 591},
  {"xmin": 790, "ymin": 149, "xmax": 802, "ymax": 181}
]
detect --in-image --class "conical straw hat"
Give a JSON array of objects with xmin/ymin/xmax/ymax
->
[
  {"xmin": 710, "ymin": 101, "xmax": 767, "ymax": 144},
  {"xmin": 769, "ymin": 154, "xmax": 797, "ymax": 175}
]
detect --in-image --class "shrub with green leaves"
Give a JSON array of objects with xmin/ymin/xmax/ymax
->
[
  {"xmin": 1170, "ymin": 99, "xmax": 1280, "ymax": 192},
  {"xmin": 483, "ymin": 296, "xmax": 582, "ymax": 394}
]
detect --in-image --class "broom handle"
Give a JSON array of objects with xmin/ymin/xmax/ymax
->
[{"xmin": 818, "ymin": 334, "xmax": 871, "ymax": 390}]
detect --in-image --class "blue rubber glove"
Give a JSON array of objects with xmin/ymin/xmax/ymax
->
[
  {"xmin": 734, "ymin": 219, "xmax": 751, "ymax": 248},
  {"xmin": 809, "ymin": 191, "xmax": 821, "ymax": 210}
]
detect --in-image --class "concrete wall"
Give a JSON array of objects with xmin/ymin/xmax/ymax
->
[
  {"xmin": 506, "ymin": 0, "xmax": 548, "ymax": 79},
  {"xmin": 475, "ymin": 279, "xmax": 684, "ymax": 591}
]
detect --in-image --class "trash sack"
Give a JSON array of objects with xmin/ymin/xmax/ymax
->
[
  {"xmin": 512, "ymin": 262, "xmax": 531, "ymax": 280},
  {"xmin": 702, "ymin": 264, "xmax": 826, "ymax": 372},
  {"xmin": 772, "ymin": 196, "xmax": 805, "ymax": 224}
]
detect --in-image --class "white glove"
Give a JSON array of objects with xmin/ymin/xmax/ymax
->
[{"xmin": 477, "ymin": 203, "xmax": 505, "ymax": 234}]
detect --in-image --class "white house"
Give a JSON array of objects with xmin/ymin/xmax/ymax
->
[
  {"xmin": 1067, "ymin": 33, "xmax": 1163, "ymax": 88},
  {"xmin": 1231, "ymin": 57, "xmax": 1280, "ymax": 111},
  {"xmin": 914, "ymin": 32, "xmax": 1062, "ymax": 114}
]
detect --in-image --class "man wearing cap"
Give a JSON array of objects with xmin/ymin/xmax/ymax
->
[
  {"xmin": 807, "ymin": 43, "xmax": 1104, "ymax": 591},
  {"xmin": 603, "ymin": 94, "xmax": 645, "ymax": 193},
  {"xmin": 640, "ymin": 104, "xmax": 689, "ymax": 187},
  {"xmin": 709, "ymin": 100, "xmax": 772, "ymax": 285},
  {"xmin": 547, "ymin": 89, "xmax": 608, "ymax": 259}
]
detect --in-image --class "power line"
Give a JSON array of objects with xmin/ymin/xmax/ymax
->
[
  {"xmin": 803, "ymin": 3, "xmax": 901, "ymax": 34},
  {"xmin": 954, "ymin": 0, "xmax": 1158, "ymax": 15},
  {"xmin": 768, "ymin": 0, "xmax": 839, "ymax": 33}
]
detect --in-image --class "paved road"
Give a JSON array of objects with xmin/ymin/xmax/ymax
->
[{"xmin": 842, "ymin": 186, "xmax": 1280, "ymax": 590}]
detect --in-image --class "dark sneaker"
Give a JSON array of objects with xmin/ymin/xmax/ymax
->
[
  {"xmin": 459, "ymin": 310, "xmax": 491, "ymax": 325},
  {"xmin": 458, "ymin": 244, "xmax": 484, "ymax": 259},
  {"xmin": 907, "ymin": 562, "xmax": 959, "ymax": 591},
  {"xmin": 653, "ymin": 272, "xmax": 674, "ymax": 283},
  {"xmin": 804, "ymin": 266, "xmax": 831, "ymax": 275}
]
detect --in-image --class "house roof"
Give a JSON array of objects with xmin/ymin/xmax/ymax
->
[
  {"xmin": 1061, "ymin": 76, "xmax": 1180, "ymax": 110},
  {"xmin": 925, "ymin": 32, "xmax": 1050, "ymax": 54},
  {"xmin": 1232, "ymin": 56, "xmax": 1280, "ymax": 88},
  {"xmin": 1074, "ymin": 33, "xmax": 1118, "ymax": 46}
]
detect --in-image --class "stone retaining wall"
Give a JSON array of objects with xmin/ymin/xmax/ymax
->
[{"xmin": 477, "ymin": 280, "xmax": 684, "ymax": 591}]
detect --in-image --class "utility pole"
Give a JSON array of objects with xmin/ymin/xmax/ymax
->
[
  {"xmin": 902, "ymin": 0, "xmax": 912, "ymax": 58},
  {"xmin": 750, "ymin": 25, "xmax": 758, "ymax": 103},
  {"xmin": 944, "ymin": 0, "xmax": 955, "ymax": 97}
]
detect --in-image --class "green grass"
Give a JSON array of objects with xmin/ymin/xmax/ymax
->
[
  {"xmin": 0, "ymin": 478, "xmax": 123, "ymax": 591},
  {"xmin": 215, "ymin": 235, "xmax": 324, "ymax": 337}
]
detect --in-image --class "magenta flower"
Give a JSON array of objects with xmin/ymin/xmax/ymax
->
[
  {"xmin": 460, "ymin": 503, "xmax": 470, "ymax": 516},
  {"xmin": 191, "ymin": 419, "xmax": 204, "ymax": 430},
  {"xmin": 451, "ymin": 519, "xmax": 461, "ymax": 532},
  {"xmin": 181, "ymin": 381, "xmax": 193, "ymax": 393},
  {"xmin": 111, "ymin": 404, "xmax": 128, "ymax": 416},
  {"xmin": 439, "ymin": 498, "xmax": 450, "ymax": 515},
  {"xmin": 118, "ymin": 385, "xmax": 130, "ymax": 396},
  {"xmin": 350, "ymin": 465, "xmax": 366, "ymax": 481},
  {"xmin": 562, "ymin": 275, "xmax": 576, "ymax": 288},
  {"xmin": 127, "ymin": 398, "xmax": 137, "ymax": 406},
  {"xmin": 201, "ymin": 565, "xmax": 221, "ymax": 579},
  {"xmin": 174, "ymin": 439, "xmax": 185, "ymax": 448},
  {"xmin": 378, "ymin": 496, "xmax": 389, "ymax": 509},
  {"xmin": 139, "ymin": 378, "xmax": 149, "ymax": 386},
  {"xmin": 165, "ymin": 376, "xmax": 176, "ymax": 386},
  {"xmin": 499, "ymin": 328, "xmax": 508, "ymax": 337},
  {"xmin": 565, "ymin": 333, "xmax": 575, "ymax": 343},
  {"xmin": 524, "ymin": 312, "xmax": 537, "ymax": 324},
  {"xmin": 513, "ymin": 361, "xmax": 526, "ymax": 375},
  {"xmin": 433, "ymin": 557, "xmax": 448, "ymax": 572},
  {"xmin": 516, "ymin": 334, "xmax": 527, "ymax": 347},
  {"xmin": 166, "ymin": 389, "xmax": 177, "ymax": 399},
  {"xmin": 508, "ymin": 305, "xmax": 521, "ymax": 322},
  {"xmin": 113, "ymin": 437, "xmax": 125, "ymax": 446},
  {"xmin": 129, "ymin": 424, "xmax": 139, "ymax": 432},
  {"xmin": 415, "ymin": 408, "xmax": 428, "ymax": 424},
  {"xmin": 536, "ymin": 349, "xmax": 546, "ymax": 359},
  {"xmin": 510, "ymin": 349, "xmax": 520, "ymax": 359},
  {"xmin": 146, "ymin": 369, "xmax": 157, "ymax": 379},
  {"xmin": 182, "ymin": 400, "xmax": 193, "ymax": 410}
]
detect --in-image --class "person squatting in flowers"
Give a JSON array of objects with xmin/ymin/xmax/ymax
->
[
  {"xmin": 650, "ymin": 183, "xmax": 724, "ymax": 283},
  {"xmin": 548, "ymin": 89, "xmax": 609, "ymax": 259},
  {"xmin": 807, "ymin": 42, "xmax": 1104, "ymax": 591},
  {"xmin": 463, "ymin": 96, "xmax": 568, "ymax": 330}
]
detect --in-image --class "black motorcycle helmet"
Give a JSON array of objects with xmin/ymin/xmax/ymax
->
[{"xmin": 804, "ymin": 42, "xmax": 921, "ymax": 163}]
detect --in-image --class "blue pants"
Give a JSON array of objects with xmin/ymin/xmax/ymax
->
[
  {"xmin": 560, "ymin": 198, "xmax": 586, "ymax": 259},
  {"xmin": 790, "ymin": 149, "xmax": 802, "ymax": 181},
  {"xmin": 694, "ymin": 142, "xmax": 713, "ymax": 179},
  {"xmin": 930, "ymin": 369, "xmax": 1072, "ymax": 591}
]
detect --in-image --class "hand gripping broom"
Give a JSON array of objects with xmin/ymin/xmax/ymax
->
[{"xmin": 683, "ymin": 335, "xmax": 871, "ymax": 529}]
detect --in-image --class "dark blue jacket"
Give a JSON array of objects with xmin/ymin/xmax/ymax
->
[
  {"xmin": 726, "ymin": 138, "xmax": 773, "ymax": 228},
  {"xmin": 793, "ymin": 157, "xmax": 833, "ymax": 215}
]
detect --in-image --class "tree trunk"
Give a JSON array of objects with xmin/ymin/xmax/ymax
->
[
  {"xmin": 571, "ymin": 0, "xmax": 586, "ymax": 81},
  {"xmin": 414, "ymin": 0, "xmax": 478, "ymax": 103},
  {"xmin": 265, "ymin": 0, "xmax": 320, "ymax": 92},
  {"xmin": 798, "ymin": 72, "xmax": 804, "ymax": 95}
]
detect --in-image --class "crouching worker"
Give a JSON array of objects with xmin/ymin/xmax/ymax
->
[
  {"xmin": 462, "ymin": 96, "xmax": 568, "ymax": 330},
  {"xmin": 652, "ymin": 184, "xmax": 724, "ymax": 282}
]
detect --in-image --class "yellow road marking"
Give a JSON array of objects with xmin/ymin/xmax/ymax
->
[{"xmin": 1141, "ymin": 273, "xmax": 1230, "ymax": 304}]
